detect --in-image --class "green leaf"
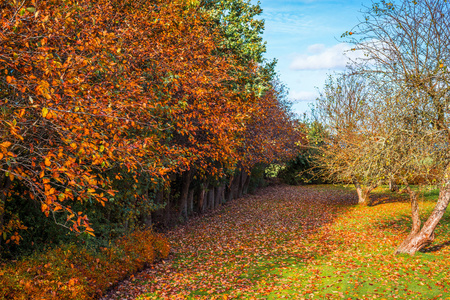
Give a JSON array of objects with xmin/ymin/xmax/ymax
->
[{"xmin": 26, "ymin": 7, "xmax": 36, "ymax": 13}]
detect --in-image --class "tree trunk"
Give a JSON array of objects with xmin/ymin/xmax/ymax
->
[
  {"xmin": 219, "ymin": 184, "xmax": 226, "ymax": 205},
  {"xmin": 238, "ymin": 170, "xmax": 245, "ymax": 198},
  {"xmin": 164, "ymin": 188, "xmax": 171, "ymax": 227},
  {"xmin": 197, "ymin": 183, "xmax": 207, "ymax": 214},
  {"xmin": 242, "ymin": 171, "xmax": 251, "ymax": 195},
  {"xmin": 214, "ymin": 185, "xmax": 221, "ymax": 208},
  {"xmin": 179, "ymin": 170, "xmax": 192, "ymax": 221},
  {"xmin": 395, "ymin": 184, "xmax": 450, "ymax": 255},
  {"xmin": 207, "ymin": 186, "xmax": 215, "ymax": 210},
  {"xmin": 231, "ymin": 171, "xmax": 240, "ymax": 199},
  {"xmin": 187, "ymin": 189, "xmax": 194, "ymax": 216},
  {"xmin": 352, "ymin": 178, "xmax": 375, "ymax": 205},
  {"xmin": 389, "ymin": 178, "xmax": 399, "ymax": 192},
  {"xmin": 225, "ymin": 177, "xmax": 233, "ymax": 202}
]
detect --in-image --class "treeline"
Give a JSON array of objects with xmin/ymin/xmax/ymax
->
[{"xmin": 0, "ymin": 0, "xmax": 302, "ymax": 257}]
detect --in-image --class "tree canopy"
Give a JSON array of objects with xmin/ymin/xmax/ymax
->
[{"xmin": 0, "ymin": 0, "xmax": 302, "ymax": 249}]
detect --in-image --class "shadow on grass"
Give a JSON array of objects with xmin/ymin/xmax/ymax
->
[
  {"xmin": 421, "ymin": 241, "xmax": 450, "ymax": 253},
  {"xmin": 369, "ymin": 192, "xmax": 409, "ymax": 207}
]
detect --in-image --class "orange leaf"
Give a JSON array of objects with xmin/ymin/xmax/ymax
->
[{"xmin": 0, "ymin": 141, "xmax": 12, "ymax": 148}]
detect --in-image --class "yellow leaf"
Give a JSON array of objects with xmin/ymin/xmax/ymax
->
[
  {"xmin": 41, "ymin": 203, "xmax": 48, "ymax": 212},
  {"xmin": 440, "ymin": 63, "xmax": 444, "ymax": 68},
  {"xmin": 44, "ymin": 157, "xmax": 51, "ymax": 166},
  {"xmin": 0, "ymin": 153, "xmax": 3, "ymax": 160},
  {"xmin": 42, "ymin": 107, "xmax": 49, "ymax": 118}
]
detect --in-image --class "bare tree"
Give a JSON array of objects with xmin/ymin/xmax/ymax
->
[
  {"xmin": 343, "ymin": 0, "xmax": 450, "ymax": 254},
  {"xmin": 314, "ymin": 72, "xmax": 382, "ymax": 205}
]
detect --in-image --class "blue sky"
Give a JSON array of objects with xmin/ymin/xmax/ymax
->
[{"xmin": 256, "ymin": 0, "xmax": 372, "ymax": 115}]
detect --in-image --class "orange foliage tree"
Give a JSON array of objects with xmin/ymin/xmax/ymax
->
[{"xmin": 0, "ymin": 0, "xmax": 303, "ymax": 247}]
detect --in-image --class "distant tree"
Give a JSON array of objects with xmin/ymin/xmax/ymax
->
[{"xmin": 313, "ymin": 72, "xmax": 381, "ymax": 205}]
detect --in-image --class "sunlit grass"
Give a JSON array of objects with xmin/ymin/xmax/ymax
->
[{"xmin": 133, "ymin": 185, "xmax": 450, "ymax": 300}]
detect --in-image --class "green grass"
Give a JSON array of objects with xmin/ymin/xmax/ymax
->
[{"xmin": 131, "ymin": 185, "xmax": 450, "ymax": 300}]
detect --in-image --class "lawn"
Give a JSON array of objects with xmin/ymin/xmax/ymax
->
[{"xmin": 104, "ymin": 184, "xmax": 450, "ymax": 299}]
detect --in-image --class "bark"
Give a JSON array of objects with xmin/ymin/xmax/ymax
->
[
  {"xmin": 164, "ymin": 189, "xmax": 171, "ymax": 227},
  {"xmin": 232, "ymin": 171, "xmax": 241, "ymax": 199},
  {"xmin": 395, "ymin": 184, "xmax": 450, "ymax": 255},
  {"xmin": 187, "ymin": 189, "xmax": 194, "ymax": 216},
  {"xmin": 207, "ymin": 186, "xmax": 215, "ymax": 210},
  {"xmin": 352, "ymin": 178, "xmax": 376, "ymax": 206},
  {"xmin": 389, "ymin": 178, "xmax": 399, "ymax": 192},
  {"xmin": 242, "ymin": 171, "xmax": 251, "ymax": 195},
  {"xmin": 407, "ymin": 186, "xmax": 421, "ymax": 234},
  {"xmin": 179, "ymin": 170, "xmax": 192, "ymax": 220},
  {"xmin": 238, "ymin": 170, "xmax": 247, "ymax": 198},
  {"xmin": 197, "ymin": 183, "xmax": 207, "ymax": 214},
  {"xmin": 225, "ymin": 178, "xmax": 233, "ymax": 202},
  {"xmin": 219, "ymin": 184, "xmax": 226, "ymax": 205},
  {"xmin": 221, "ymin": 185, "xmax": 226, "ymax": 204},
  {"xmin": 214, "ymin": 185, "xmax": 221, "ymax": 208}
]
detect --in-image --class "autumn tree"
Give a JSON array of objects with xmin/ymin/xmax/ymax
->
[
  {"xmin": 338, "ymin": 0, "xmax": 450, "ymax": 254},
  {"xmin": 241, "ymin": 77, "xmax": 302, "ymax": 169},
  {"xmin": 313, "ymin": 72, "xmax": 384, "ymax": 205},
  {"xmin": 162, "ymin": 0, "xmax": 302, "ymax": 221},
  {"xmin": 0, "ymin": 0, "xmax": 301, "ymax": 251},
  {"xmin": 0, "ymin": 0, "xmax": 243, "ymax": 242}
]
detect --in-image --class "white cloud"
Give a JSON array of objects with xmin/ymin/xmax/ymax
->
[
  {"xmin": 307, "ymin": 44, "xmax": 326, "ymax": 53},
  {"xmin": 290, "ymin": 43, "xmax": 364, "ymax": 71},
  {"xmin": 289, "ymin": 90, "xmax": 319, "ymax": 102}
]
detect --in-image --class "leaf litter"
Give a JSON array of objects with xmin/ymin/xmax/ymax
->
[{"xmin": 102, "ymin": 184, "xmax": 450, "ymax": 299}]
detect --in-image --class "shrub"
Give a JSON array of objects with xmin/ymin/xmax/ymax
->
[{"xmin": 0, "ymin": 230, "xmax": 169, "ymax": 300}]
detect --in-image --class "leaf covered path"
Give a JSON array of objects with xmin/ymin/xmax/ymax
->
[{"xmin": 103, "ymin": 185, "xmax": 450, "ymax": 299}]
